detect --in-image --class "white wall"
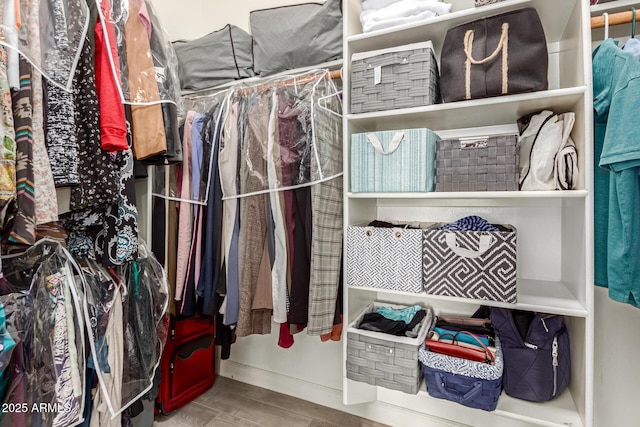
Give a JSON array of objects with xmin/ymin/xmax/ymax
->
[
  {"xmin": 149, "ymin": 1, "xmax": 640, "ymax": 426},
  {"xmin": 151, "ymin": 0, "xmax": 310, "ymax": 39}
]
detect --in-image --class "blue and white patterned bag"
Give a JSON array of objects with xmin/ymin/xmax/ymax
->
[{"xmin": 419, "ymin": 337, "xmax": 504, "ymax": 411}]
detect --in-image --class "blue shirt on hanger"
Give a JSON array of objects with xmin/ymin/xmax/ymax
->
[{"xmin": 593, "ymin": 38, "xmax": 640, "ymax": 307}]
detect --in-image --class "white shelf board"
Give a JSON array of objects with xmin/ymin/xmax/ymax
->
[
  {"xmin": 413, "ymin": 384, "xmax": 584, "ymax": 427},
  {"xmin": 591, "ymin": 0, "xmax": 640, "ymax": 15},
  {"xmin": 347, "ymin": 190, "xmax": 589, "ymax": 199},
  {"xmin": 346, "ymin": 87, "xmax": 586, "ymax": 131},
  {"xmin": 349, "ymin": 278, "xmax": 588, "ymax": 317},
  {"xmin": 347, "ymin": 0, "xmax": 578, "ymax": 53}
]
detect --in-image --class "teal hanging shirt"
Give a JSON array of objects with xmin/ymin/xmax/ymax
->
[{"xmin": 593, "ymin": 39, "xmax": 640, "ymax": 307}]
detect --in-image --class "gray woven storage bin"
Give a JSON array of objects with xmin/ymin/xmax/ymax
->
[
  {"xmin": 351, "ymin": 41, "xmax": 440, "ymax": 114},
  {"xmin": 435, "ymin": 134, "xmax": 519, "ymax": 192},
  {"xmin": 346, "ymin": 302, "xmax": 433, "ymax": 394}
]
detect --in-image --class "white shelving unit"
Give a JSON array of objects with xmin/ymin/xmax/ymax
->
[{"xmin": 342, "ymin": 0, "xmax": 594, "ymax": 426}]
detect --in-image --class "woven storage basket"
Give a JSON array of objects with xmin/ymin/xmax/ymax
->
[
  {"xmin": 422, "ymin": 223, "xmax": 517, "ymax": 303},
  {"xmin": 419, "ymin": 337, "xmax": 504, "ymax": 411},
  {"xmin": 350, "ymin": 128, "xmax": 439, "ymax": 192},
  {"xmin": 347, "ymin": 302, "xmax": 433, "ymax": 394},
  {"xmin": 351, "ymin": 41, "xmax": 440, "ymax": 114},
  {"xmin": 347, "ymin": 222, "xmax": 430, "ymax": 293},
  {"xmin": 435, "ymin": 134, "xmax": 519, "ymax": 192}
]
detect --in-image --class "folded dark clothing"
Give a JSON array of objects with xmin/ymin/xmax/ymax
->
[
  {"xmin": 367, "ymin": 220, "xmax": 420, "ymax": 229},
  {"xmin": 406, "ymin": 309, "xmax": 426, "ymax": 332},
  {"xmin": 358, "ymin": 313, "xmax": 408, "ymax": 336}
]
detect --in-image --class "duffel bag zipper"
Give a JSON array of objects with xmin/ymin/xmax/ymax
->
[{"xmin": 552, "ymin": 336, "xmax": 559, "ymax": 397}]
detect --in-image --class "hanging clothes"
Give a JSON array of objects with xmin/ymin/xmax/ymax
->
[
  {"xmin": 275, "ymin": 88, "xmax": 312, "ymax": 329},
  {"xmin": 237, "ymin": 92, "xmax": 272, "ymax": 337},
  {"xmin": 0, "ymin": 47, "xmax": 15, "ymax": 219},
  {"xmin": 593, "ymin": 38, "xmax": 640, "ymax": 307},
  {"xmin": 219, "ymin": 96, "xmax": 243, "ymax": 326},
  {"xmin": 195, "ymin": 102, "xmax": 225, "ymax": 317},
  {"xmin": 70, "ymin": 1, "xmax": 120, "ymax": 211},
  {"xmin": 28, "ymin": 0, "xmax": 58, "ymax": 225},
  {"xmin": 45, "ymin": 0, "xmax": 80, "ymax": 187},
  {"xmin": 174, "ymin": 111, "xmax": 195, "ymax": 302},
  {"xmin": 6, "ymin": 56, "xmax": 35, "ymax": 245},
  {"xmin": 0, "ymin": 240, "xmax": 86, "ymax": 427},
  {"xmin": 267, "ymin": 91, "xmax": 288, "ymax": 324},
  {"xmin": 94, "ymin": 0, "xmax": 129, "ymax": 152},
  {"xmin": 307, "ymin": 84, "xmax": 344, "ymax": 335},
  {"xmin": 124, "ymin": 0, "xmax": 167, "ymax": 160}
]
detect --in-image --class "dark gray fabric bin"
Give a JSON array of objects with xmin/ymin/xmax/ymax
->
[
  {"xmin": 250, "ymin": 0, "xmax": 343, "ymax": 76},
  {"xmin": 173, "ymin": 25, "xmax": 254, "ymax": 91}
]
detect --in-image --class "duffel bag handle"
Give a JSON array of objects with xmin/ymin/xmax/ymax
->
[
  {"xmin": 463, "ymin": 22, "xmax": 509, "ymax": 100},
  {"xmin": 366, "ymin": 132, "xmax": 405, "ymax": 155},
  {"xmin": 445, "ymin": 233, "xmax": 494, "ymax": 259},
  {"xmin": 434, "ymin": 372, "xmax": 483, "ymax": 403}
]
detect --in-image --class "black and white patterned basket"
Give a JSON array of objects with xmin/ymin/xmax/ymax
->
[
  {"xmin": 351, "ymin": 41, "xmax": 441, "ymax": 114},
  {"xmin": 422, "ymin": 224, "xmax": 517, "ymax": 303},
  {"xmin": 346, "ymin": 224, "xmax": 426, "ymax": 293}
]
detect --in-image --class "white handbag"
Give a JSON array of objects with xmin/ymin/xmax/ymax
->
[{"xmin": 517, "ymin": 110, "xmax": 578, "ymax": 190}]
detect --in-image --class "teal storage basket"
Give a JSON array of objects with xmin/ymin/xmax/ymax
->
[{"xmin": 350, "ymin": 128, "xmax": 439, "ymax": 192}]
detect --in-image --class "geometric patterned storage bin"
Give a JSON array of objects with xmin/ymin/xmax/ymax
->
[
  {"xmin": 347, "ymin": 224, "xmax": 426, "ymax": 293},
  {"xmin": 351, "ymin": 128, "xmax": 439, "ymax": 193},
  {"xmin": 435, "ymin": 134, "xmax": 519, "ymax": 192},
  {"xmin": 422, "ymin": 224, "xmax": 517, "ymax": 302},
  {"xmin": 347, "ymin": 302, "xmax": 433, "ymax": 394},
  {"xmin": 351, "ymin": 41, "xmax": 440, "ymax": 114}
]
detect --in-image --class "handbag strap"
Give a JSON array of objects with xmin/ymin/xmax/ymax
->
[
  {"xmin": 366, "ymin": 132, "xmax": 405, "ymax": 155},
  {"xmin": 454, "ymin": 331, "xmax": 495, "ymax": 363},
  {"xmin": 463, "ymin": 22, "xmax": 509, "ymax": 100}
]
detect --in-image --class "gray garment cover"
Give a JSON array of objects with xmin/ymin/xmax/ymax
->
[
  {"xmin": 250, "ymin": 0, "xmax": 343, "ymax": 76},
  {"xmin": 173, "ymin": 24, "xmax": 255, "ymax": 91}
]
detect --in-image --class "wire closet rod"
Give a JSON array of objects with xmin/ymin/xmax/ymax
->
[{"xmin": 591, "ymin": 10, "xmax": 640, "ymax": 29}]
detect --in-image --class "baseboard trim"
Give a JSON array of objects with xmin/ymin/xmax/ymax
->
[{"xmin": 218, "ymin": 359, "xmax": 462, "ymax": 427}]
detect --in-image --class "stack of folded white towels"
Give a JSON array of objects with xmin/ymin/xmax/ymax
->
[{"xmin": 360, "ymin": 0, "xmax": 452, "ymax": 33}]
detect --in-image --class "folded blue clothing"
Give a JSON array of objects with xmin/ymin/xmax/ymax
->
[
  {"xmin": 433, "ymin": 327, "xmax": 491, "ymax": 347},
  {"xmin": 376, "ymin": 305, "xmax": 423, "ymax": 323},
  {"xmin": 436, "ymin": 215, "xmax": 499, "ymax": 232}
]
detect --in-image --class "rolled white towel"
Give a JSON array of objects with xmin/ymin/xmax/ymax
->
[{"xmin": 361, "ymin": 0, "xmax": 452, "ymax": 33}]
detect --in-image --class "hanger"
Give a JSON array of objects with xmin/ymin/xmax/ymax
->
[
  {"xmin": 316, "ymin": 90, "xmax": 343, "ymax": 119},
  {"xmin": 632, "ymin": 8, "xmax": 636, "ymax": 38},
  {"xmin": 604, "ymin": 12, "xmax": 609, "ymax": 40}
]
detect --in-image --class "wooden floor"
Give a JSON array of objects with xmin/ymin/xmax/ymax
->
[{"xmin": 153, "ymin": 376, "xmax": 389, "ymax": 427}]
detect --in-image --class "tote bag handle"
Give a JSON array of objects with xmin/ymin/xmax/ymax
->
[
  {"xmin": 463, "ymin": 23, "xmax": 509, "ymax": 100},
  {"xmin": 445, "ymin": 233, "xmax": 494, "ymax": 259},
  {"xmin": 366, "ymin": 132, "xmax": 405, "ymax": 155}
]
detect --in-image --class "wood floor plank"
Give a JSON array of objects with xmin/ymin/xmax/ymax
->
[
  {"xmin": 204, "ymin": 377, "xmax": 374, "ymax": 427},
  {"xmin": 207, "ymin": 412, "xmax": 266, "ymax": 427},
  {"xmin": 154, "ymin": 402, "xmax": 220, "ymax": 426},
  {"xmin": 209, "ymin": 391, "xmax": 313, "ymax": 427},
  {"xmin": 157, "ymin": 377, "xmax": 389, "ymax": 427}
]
